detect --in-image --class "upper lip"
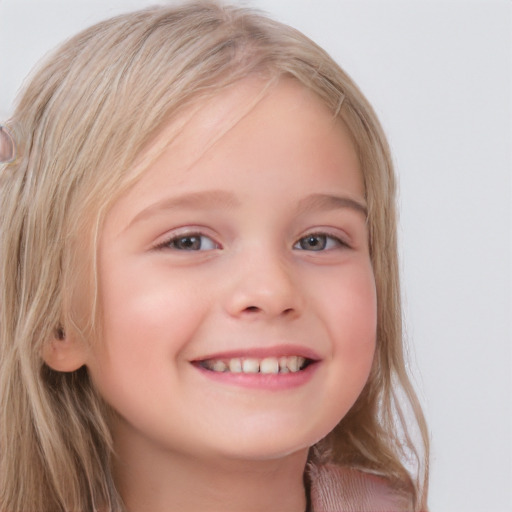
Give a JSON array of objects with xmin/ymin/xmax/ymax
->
[{"xmin": 191, "ymin": 344, "xmax": 322, "ymax": 362}]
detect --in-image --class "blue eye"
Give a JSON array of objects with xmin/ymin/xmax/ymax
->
[
  {"xmin": 293, "ymin": 233, "xmax": 344, "ymax": 251},
  {"xmin": 162, "ymin": 233, "xmax": 218, "ymax": 251}
]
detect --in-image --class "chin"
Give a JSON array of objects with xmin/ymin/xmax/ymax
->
[{"xmin": 207, "ymin": 423, "xmax": 330, "ymax": 463}]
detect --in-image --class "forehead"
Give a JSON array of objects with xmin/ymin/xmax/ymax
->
[
  {"xmin": 104, "ymin": 77, "xmax": 364, "ymax": 236},
  {"xmin": 131, "ymin": 77, "xmax": 361, "ymax": 191}
]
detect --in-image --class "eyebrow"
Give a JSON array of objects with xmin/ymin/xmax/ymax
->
[
  {"xmin": 295, "ymin": 193, "xmax": 367, "ymax": 217},
  {"xmin": 128, "ymin": 190, "xmax": 241, "ymax": 228},
  {"xmin": 127, "ymin": 189, "xmax": 367, "ymax": 229}
]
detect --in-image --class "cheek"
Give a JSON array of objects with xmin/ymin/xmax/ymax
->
[
  {"xmin": 87, "ymin": 267, "xmax": 206, "ymax": 409},
  {"xmin": 88, "ymin": 265, "xmax": 209, "ymax": 403},
  {"xmin": 321, "ymin": 262, "xmax": 377, "ymax": 397},
  {"xmin": 100, "ymin": 263, "xmax": 205, "ymax": 349},
  {"xmin": 323, "ymin": 261, "xmax": 377, "ymax": 341}
]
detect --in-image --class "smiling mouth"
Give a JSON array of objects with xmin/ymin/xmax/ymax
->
[{"xmin": 198, "ymin": 356, "xmax": 312, "ymax": 374}]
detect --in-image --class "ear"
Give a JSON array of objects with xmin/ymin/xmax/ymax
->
[{"xmin": 41, "ymin": 327, "xmax": 88, "ymax": 372}]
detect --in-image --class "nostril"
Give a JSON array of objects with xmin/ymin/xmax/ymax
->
[{"xmin": 242, "ymin": 305, "xmax": 296, "ymax": 315}]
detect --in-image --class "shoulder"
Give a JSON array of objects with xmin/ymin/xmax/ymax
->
[{"xmin": 308, "ymin": 462, "xmax": 414, "ymax": 512}]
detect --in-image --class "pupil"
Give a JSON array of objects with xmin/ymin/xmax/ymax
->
[
  {"xmin": 302, "ymin": 235, "xmax": 326, "ymax": 251},
  {"xmin": 178, "ymin": 236, "xmax": 200, "ymax": 250}
]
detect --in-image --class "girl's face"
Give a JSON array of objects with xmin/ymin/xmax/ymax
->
[{"xmin": 85, "ymin": 78, "xmax": 376, "ymax": 463}]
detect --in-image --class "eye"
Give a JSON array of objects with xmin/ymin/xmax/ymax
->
[
  {"xmin": 293, "ymin": 233, "xmax": 345, "ymax": 251},
  {"xmin": 159, "ymin": 233, "xmax": 219, "ymax": 251}
]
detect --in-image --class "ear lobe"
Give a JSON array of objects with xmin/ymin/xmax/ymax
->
[{"xmin": 41, "ymin": 329, "xmax": 88, "ymax": 372}]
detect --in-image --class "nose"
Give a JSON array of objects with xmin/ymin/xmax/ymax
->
[{"xmin": 223, "ymin": 246, "xmax": 303, "ymax": 320}]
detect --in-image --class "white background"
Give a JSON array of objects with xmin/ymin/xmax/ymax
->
[{"xmin": 1, "ymin": 1, "xmax": 510, "ymax": 510}]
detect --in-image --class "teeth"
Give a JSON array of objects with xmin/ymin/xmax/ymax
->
[
  {"xmin": 211, "ymin": 360, "xmax": 227, "ymax": 372},
  {"xmin": 242, "ymin": 358, "xmax": 259, "ymax": 373},
  {"xmin": 287, "ymin": 356, "xmax": 298, "ymax": 372},
  {"xmin": 202, "ymin": 356, "xmax": 308, "ymax": 374},
  {"xmin": 260, "ymin": 357, "xmax": 279, "ymax": 374},
  {"xmin": 229, "ymin": 358, "xmax": 242, "ymax": 373}
]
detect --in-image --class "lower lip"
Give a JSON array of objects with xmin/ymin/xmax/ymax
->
[{"xmin": 193, "ymin": 362, "xmax": 319, "ymax": 391}]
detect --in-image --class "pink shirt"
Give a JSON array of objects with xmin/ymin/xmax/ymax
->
[{"xmin": 310, "ymin": 463, "xmax": 415, "ymax": 512}]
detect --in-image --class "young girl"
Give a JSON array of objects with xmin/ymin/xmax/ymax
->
[{"xmin": 0, "ymin": 2, "xmax": 429, "ymax": 511}]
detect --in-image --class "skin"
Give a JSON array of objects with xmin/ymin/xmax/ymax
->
[{"xmin": 56, "ymin": 78, "xmax": 377, "ymax": 512}]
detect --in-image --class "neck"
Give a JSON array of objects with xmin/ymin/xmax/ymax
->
[{"xmin": 112, "ymin": 427, "xmax": 309, "ymax": 512}]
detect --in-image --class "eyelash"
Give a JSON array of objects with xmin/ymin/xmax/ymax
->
[
  {"xmin": 292, "ymin": 232, "xmax": 348, "ymax": 252},
  {"xmin": 155, "ymin": 230, "xmax": 349, "ymax": 252},
  {"xmin": 155, "ymin": 232, "xmax": 220, "ymax": 251}
]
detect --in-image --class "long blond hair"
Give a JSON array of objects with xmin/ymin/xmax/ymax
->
[{"xmin": 0, "ymin": 2, "xmax": 428, "ymax": 510}]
